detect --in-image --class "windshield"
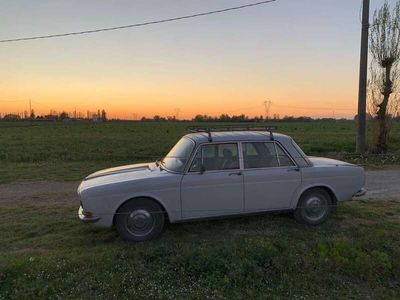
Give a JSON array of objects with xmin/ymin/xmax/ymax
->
[{"xmin": 162, "ymin": 137, "xmax": 195, "ymax": 172}]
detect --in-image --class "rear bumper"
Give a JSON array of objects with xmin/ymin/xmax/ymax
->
[
  {"xmin": 78, "ymin": 206, "xmax": 100, "ymax": 223},
  {"xmin": 353, "ymin": 188, "xmax": 367, "ymax": 197}
]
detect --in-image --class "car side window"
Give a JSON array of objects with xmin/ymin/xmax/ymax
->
[
  {"xmin": 243, "ymin": 142, "xmax": 294, "ymax": 169},
  {"xmin": 189, "ymin": 143, "xmax": 240, "ymax": 172},
  {"xmin": 243, "ymin": 142, "xmax": 279, "ymax": 168}
]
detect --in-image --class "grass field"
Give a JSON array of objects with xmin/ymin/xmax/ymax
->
[
  {"xmin": 1, "ymin": 199, "xmax": 400, "ymax": 299},
  {"xmin": 1, "ymin": 120, "xmax": 400, "ymax": 183}
]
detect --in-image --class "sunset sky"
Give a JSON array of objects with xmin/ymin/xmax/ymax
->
[{"xmin": 0, "ymin": 0, "xmax": 395, "ymax": 119}]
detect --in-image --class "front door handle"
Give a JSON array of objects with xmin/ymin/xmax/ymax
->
[
  {"xmin": 287, "ymin": 168, "xmax": 300, "ymax": 172},
  {"xmin": 229, "ymin": 171, "xmax": 243, "ymax": 176}
]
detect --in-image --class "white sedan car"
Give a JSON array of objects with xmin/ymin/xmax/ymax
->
[{"xmin": 78, "ymin": 126, "xmax": 366, "ymax": 242}]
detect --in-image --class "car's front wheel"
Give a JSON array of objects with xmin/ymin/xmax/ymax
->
[
  {"xmin": 115, "ymin": 198, "xmax": 165, "ymax": 242},
  {"xmin": 293, "ymin": 188, "xmax": 333, "ymax": 226}
]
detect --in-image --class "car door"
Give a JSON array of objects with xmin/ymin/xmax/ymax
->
[
  {"xmin": 180, "ymin": 142, "xmax": 244, "ymax": 219},
  {"xmin": 242, "ymin": 141, "xmax": 301, "ymax": 211}
]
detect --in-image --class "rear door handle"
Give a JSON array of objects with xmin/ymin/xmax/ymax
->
[
  {"xmin": 287, "ymin": 168, "xmax": 300, "ymax": 172},
  {"xmin": 229, "ymin": 172, "xmax": 243, "ymax": 176}
]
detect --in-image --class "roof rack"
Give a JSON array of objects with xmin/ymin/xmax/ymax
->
[{"xmin": 187, "ymin": 125, "xmax": 277, "ymax": 142}]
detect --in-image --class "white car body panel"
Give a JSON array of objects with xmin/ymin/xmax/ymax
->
[
  {"xmin": 243, "ymin": 166, "xmax": 302, "ymax": 211},
  {"xmin": 78, "ymin": 165, "xmax": 182, "ymax": 227},
  {"xmin": 181, "ymin": 169, "xmax": 244, "ymax": 219},
  {"xmin": 294, "ymin": 157, "xmax": 365, "ymax": 205},
  {"xmin": 78, "ymin": 131, "xmax": 366, "ymax": 228}
]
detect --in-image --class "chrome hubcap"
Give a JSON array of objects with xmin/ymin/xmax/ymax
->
[
  {"xmin": 126, "ymin": 209, "xmax": 155, "ymax": 237},
  {"xmin": 303, "ymin": 196, "xmax": 327, "ymax": 221}
]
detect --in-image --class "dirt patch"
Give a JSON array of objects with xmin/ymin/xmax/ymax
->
[
  {"xmin": 338, "ymin": 215, "xmax": 379, "ymax": 229},
  {"xmin": 0, "ymin": 181, "xmax": 80, "ymax": 206},
  {"xmin": 359, "ymin": 169, "xmax": 400, "ymax": 201}
]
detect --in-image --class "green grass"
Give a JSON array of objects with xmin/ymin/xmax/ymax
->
[
  {"xmin": 1, "ymin": 120, "xmax": 399, "ymax": 183},
  {"xmin": 1, "ymin": 120, "xmax": 400, "ymax": 298},
  {"xmin": 1, "ymin": 200, "xmax": 400, "ymax": 299}
]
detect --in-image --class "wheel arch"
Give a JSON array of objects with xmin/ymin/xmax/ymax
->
[
  {"xmin": 112, "ymin": 196, "xmax": 170, "ymax": 225},
  {"xmin": 293, "ymin": 185, "xmax": 338, "ymax": 208}
]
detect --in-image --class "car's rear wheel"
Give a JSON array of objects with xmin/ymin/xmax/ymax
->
[
  {"xmin": 115, "ymin": 198, "xmax": 165, "ymax": 242},
  {"xmin": 294, "ymin": 188, "xmax": 333, "ymax": 226}
]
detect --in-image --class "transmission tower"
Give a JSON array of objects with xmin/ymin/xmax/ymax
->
[
  {"xmin": 174, "ymin": 108, "xmax": 181, "ymax": 120},
  {"xmin": 263, "ymin": 100, "xmax": 272, "ymax": 120}
]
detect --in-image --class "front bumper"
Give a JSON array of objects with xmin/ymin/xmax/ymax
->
[
  {"xmin": 78, "ymin": 206, "xmax": 100, "ymax": 223},
  {"xmin": 353, "ymin": 188, "xmax": 367, "ymax": 197}
]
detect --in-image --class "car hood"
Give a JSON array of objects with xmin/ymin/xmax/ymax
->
[
  {"xmin": 78, "ymin": 162, "xmax": 176, "ymax": 195},
  {"xmin": 84, "ymin": 162, "xmax": 155, "ymax": 180},
  {"xmin": 308, "ymin": 156, "xmax": 355, "ymax": 167}
]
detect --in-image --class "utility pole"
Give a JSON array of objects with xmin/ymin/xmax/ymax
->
[{"xmin": 356, "ymin": 0, "xmax": 370, "ymax": 154}]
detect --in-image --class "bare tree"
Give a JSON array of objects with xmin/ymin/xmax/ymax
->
[{"xmin": 368, "ymin": 0, "xmax": 400, "ymax": 153}]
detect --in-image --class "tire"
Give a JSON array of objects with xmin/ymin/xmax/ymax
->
[
  {"xmin": 293, "ymin": 188, "xmax": 333, "ymax": 226},
  {"xmin": 115, "ymin": 198, "xmax": 165, "ymax": 242}
]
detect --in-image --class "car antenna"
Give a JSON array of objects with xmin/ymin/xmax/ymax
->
[
  {"xmin": 269, "ymin": 128, "xmax": 274, "ymax": 141},
  {"xmin": 206, "ymin": 128, "xmax": 212, "ymax": 142}
]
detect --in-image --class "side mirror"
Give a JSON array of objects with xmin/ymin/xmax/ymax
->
[{"xmin": 200, "ymin": 165, "xmax": 206, "ymax": 174}]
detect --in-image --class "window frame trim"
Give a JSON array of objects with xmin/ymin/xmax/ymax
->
[
  {"xmin": 185, "ymin": 141, "xmax": 242, "ymax": 174},
  {"xmin": 240, "ymin": 141, "xmax": 298, "ymax": 170}
]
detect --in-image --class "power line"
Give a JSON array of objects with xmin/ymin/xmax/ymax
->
[
  {"xmin": 273, "ymin": 104, "xmax": 354, "ymax": 111},
  {"xmin": 177, "ymin": 103, "xmax": 355, "ymax": 118},
  {"xmin": 0, "ymin": 0, "xmax": 277, "ymax": 43}
]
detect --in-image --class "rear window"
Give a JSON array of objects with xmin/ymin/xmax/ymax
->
[{"xmin": 242, "ymin": 142, "xmax": 294, "ymax": 169}]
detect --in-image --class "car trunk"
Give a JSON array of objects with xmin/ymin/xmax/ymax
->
[{"xmin": 308, "ymin": 156, "xmax": 355, "ymax": 167}]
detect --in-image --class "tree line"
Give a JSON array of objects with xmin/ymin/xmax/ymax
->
[
  {"xmin": 3, "ymin": 111, "xmax": 400, "ymax": 123},
  {"xmin": 0, "ymin": 109, "xmax": 107, "ymax": 122}
]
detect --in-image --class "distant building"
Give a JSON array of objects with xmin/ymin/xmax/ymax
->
[
  {"xmin": 91, "ymin": 109, "xmax": 107, "ymax": 122},
  {"xmin": 92, "ymin": 114, "xmax": 101, "ymax": 122}
]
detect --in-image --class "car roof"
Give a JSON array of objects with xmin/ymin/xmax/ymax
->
[{"xmin": 184, "ymin": 131, "xmax": 291, "ymax": 144}]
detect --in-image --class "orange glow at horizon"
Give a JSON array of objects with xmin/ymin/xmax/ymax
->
[{"xmin": 1, "ymin": 69, "xmax": 358, "ymax": 119}]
